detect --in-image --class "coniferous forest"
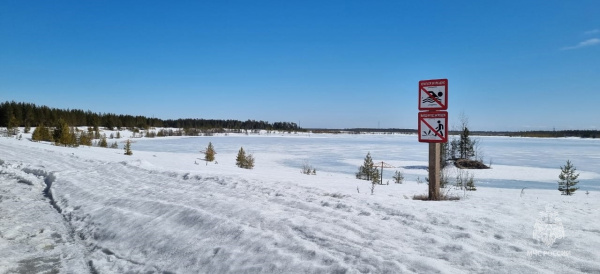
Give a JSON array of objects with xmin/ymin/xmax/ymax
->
[{"xmin": 0, "ymin": 101, "xmax": 300, "ymax": 131}]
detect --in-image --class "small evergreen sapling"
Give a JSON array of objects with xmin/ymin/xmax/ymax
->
[
  {"xmin": 558, "ymin": 160, "xmax": 579, "ymax": 195},
  {"xmin": 393, "ymin": 170, "xmax": 404, "ymax": 184},
  {"xmin": 205, "ymin": 142, "xmax": 216, "ymax": 162},
  {"xmin": 356, "ymin": 152, "xmax": 376, "ymax": 181},
  {"xmin": 124, "ymin": 139, "xmax": 133, "ymax": 155},
  {"xmin": 236, "ymin": 147, "xmax": 254, "ymax": 169},
  {"xmin": 236, "ymin": 147, "xmax": 246, "ymax": 168},
  {"xmin": 79, "ymin": 131, "xmax": 93, "ymax": 146},
  {"xmin": 32, "ymin": 124, "xmax": 53, "ymax": 142},
  {"xmin": 99, "ymin": 134, "xmax": 108, "ymax": 148},
  {"xmin": 54, "ymin": 119, "xmax": 75, "ymax": 147}
]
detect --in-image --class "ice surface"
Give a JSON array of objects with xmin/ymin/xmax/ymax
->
[{"xmin": 1, "ymin": 130, "xmax": 599, "ymax": 273}]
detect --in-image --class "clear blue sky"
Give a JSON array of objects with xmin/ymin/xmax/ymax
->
[{"xmin": 1, "ymin": 0, "xmax": 599, "ymax": 131}]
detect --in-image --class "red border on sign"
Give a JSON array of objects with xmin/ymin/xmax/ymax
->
[
  {"xmin": 418, "ymin": 79, "xmax": 448, "ymax": 111},
  {"xmin": 418, "ymin": 111, "xmax": 448, "ymax": 143}
]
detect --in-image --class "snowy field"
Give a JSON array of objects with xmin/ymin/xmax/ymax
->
[{"xmin": 1, "ymin": 129, "xmax": 599, "ymax": 273}]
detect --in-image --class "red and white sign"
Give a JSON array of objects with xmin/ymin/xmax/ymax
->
[
  {"xmin": 419, "ymin": 79, "xmax": 448, "ymax": 110},
  {"xmin": 418, "ymin": 111, "xmax": 448, "ymax": 143}
]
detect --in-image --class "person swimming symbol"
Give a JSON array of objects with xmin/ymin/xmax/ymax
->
[
  {"xmin": 436, "ymin": 120, "xmax": 444, "ymax": 137},
  {"xmin": 422, "ymin": 91, "xmax": 444, "ymax": 104}
]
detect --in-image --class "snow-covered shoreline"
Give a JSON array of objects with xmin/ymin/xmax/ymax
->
[{"xmin": 1, "ymin": 132, "xmax": 599, "ymax": 273}]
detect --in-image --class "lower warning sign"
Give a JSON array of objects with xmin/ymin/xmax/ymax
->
[{"xmin": 418, "ymin": 111, "xmax": 448, "ymax": 143}]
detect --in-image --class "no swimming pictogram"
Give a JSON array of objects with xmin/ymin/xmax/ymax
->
[
  {"xmin": 419, "ymin": 79, "xmax": 448, "ymax": 110},
  {"xmin": 418, "ymin": 111, "xmax": 448, "ymax": 143}
]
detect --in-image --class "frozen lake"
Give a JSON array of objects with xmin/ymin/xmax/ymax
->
[{"xmin": 133, "ymin": 133, "xmax": 600, "ymax": 191}]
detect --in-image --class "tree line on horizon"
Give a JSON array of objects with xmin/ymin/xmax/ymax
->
[
  {"xmin": 321, "ymin": 128, "xmax": 600, "ymax": 139},
  {"xmin": 0, "ymin": 101, "xmax": 300, "ymax": 131}
]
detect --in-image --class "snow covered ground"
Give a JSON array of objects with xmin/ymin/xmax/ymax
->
[{"xmin": 1, "ymin": 130, "xmax": 599, "ymax": 273}]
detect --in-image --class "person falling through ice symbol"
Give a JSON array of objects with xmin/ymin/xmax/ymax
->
[
  {"xmin": 422, "ymin": 91, "xmax": 444, "ymax": 104},
  {"xmin": 436, "ymin": 120, "xmax": 444, "ymax": 137}
]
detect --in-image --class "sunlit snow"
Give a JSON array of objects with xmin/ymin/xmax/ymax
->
[{"xmin": 1, "ymin": 129, "xmax": 599, "ymax": 273}]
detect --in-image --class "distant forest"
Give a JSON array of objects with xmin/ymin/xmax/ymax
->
[
  {"xmin": 1, "ymin": 101, "xmax": 598, "ymax": 138},
  {"xmin": 317, "ymin": 128, "xmax": 600, "ymax": 139},
  {"xmin": 0, "ymin": 101, "xmax": 300, "ymax": 131}
]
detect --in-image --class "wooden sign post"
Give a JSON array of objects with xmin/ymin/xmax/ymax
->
[{"xmin": 428, "ymin": 143, "xmax": 441, "ymax": 199}]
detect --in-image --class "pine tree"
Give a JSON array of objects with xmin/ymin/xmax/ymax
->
[
  {"xmin": 371, "ymin": 167, "xmax": 381, "ymax": 185},
  {"xmin": 7, "ymin": 115, "xmax": 19, "ymax": 135},
  {"xmin": 79, "ymin": 131, "xmax": 93, "ymax": 146},
  {"xmin": 124, "ymin": 139, "xmax": 133, "ymax": 155},
  {"xmin": 32, "ymin": 124, "xmax": 52, "ymax": 142},
  {"xmin": 70, "ymin": 127, "xmax": 79, "ymax": 147},
  {"xmin": 236, "ymin": 147, "xmax": 246, "ymax": 168},
  {"xmin": 558, "ymin": 160, "xmax": 579, "ymax": 195},
  {"xmin": 356, "ymin": 152, "xmax": 376, "ymax": 181},
  {"xmin": 54, "ymin": 119, "xmax": 74, "ymax": 147},
  {"xmin": 99, "ymin": 134, "xmax": 108, "ymax": 148},
  {"xmin": 393, "ymin": 170, "xmax": 404, "ymax": 184},
  {"xmin": 205, "ymin": 142, "xmax": 216, "ymax": 162},
  {"xmin": 245, "ymin": 154, "xmax": 255, "ymax": 169},
  {"xmin": 458, "ymin": 126, "xmax": 475, "ymax": 159},
  {"xmin": 236, "ymin": 147, "xmax": 254, "ymax": 169}
]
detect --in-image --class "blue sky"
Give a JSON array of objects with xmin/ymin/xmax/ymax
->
[{"xmin": 1, "ymin": 1, "xmax": 599, "ymax": 131}]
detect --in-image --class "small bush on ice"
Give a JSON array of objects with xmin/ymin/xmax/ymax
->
[
  {"xmin": 301, "ymin": 161, "xmax": 316, "ymax": 175},
  {"xmin": 236, "ymin": 147, "xmax": 254, "ymax": 169}
]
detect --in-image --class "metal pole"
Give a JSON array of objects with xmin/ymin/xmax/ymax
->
[
  {"xmin": 380, "ymin": 162, "xmax": 383, "ymax": 185},
  {"xmin": 428, "ymin": 143, "xmax": 441, "ymax": 200}
]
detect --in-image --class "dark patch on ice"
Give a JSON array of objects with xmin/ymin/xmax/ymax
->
[
  {"xmin": 452, "ymin": 232, "xmax": 471, "ymax": 239},
  {"xmin": 442, "ymin": 244, "xmax": 463, "ymax": 252},
  {"xmin": 13, "ymin": 256, "xmax": 60, "ymax": 274},
  {"xmin": 213, "ymin": 247, "xmax": 221, "ymax": 257},
  {"xmin": 323, "ymin": 192, "xmax": 346, "ymax": 199},
  {"xmin": 88, "ymin": 260, "xmax": 100, "ymax": 274},
  {"xmin": 101, "ymin": 248, "xmax": 114, "ymax": 255},
  {"xmin": 508, "ymin": 245, "xmax": 523, "ymax": 252},
  {"xmin": 51, "ymin": 232, "xmax": 63, "ymax": 243},
  {"xmin": 17, "ymin": 178, "xmax": 33, "ymax": 185}
]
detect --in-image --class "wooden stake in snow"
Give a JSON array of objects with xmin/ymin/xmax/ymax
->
[{"xmin": 374, "ymin": 161, "xmax": 395, "ymax": 185}]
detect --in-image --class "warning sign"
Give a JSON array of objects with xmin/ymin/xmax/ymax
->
[
  {"xmin": 419, "ymin": 79, "xmax": 448, "ymax": 110},
  {"xmin": 418, "ymin": 111, "xmax": 448, "ymax": 143}
]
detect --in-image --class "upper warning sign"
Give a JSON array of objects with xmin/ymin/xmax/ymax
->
[{"xmin": 418, "ymin": 79, "xmax": 448, "ymax": 110}]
